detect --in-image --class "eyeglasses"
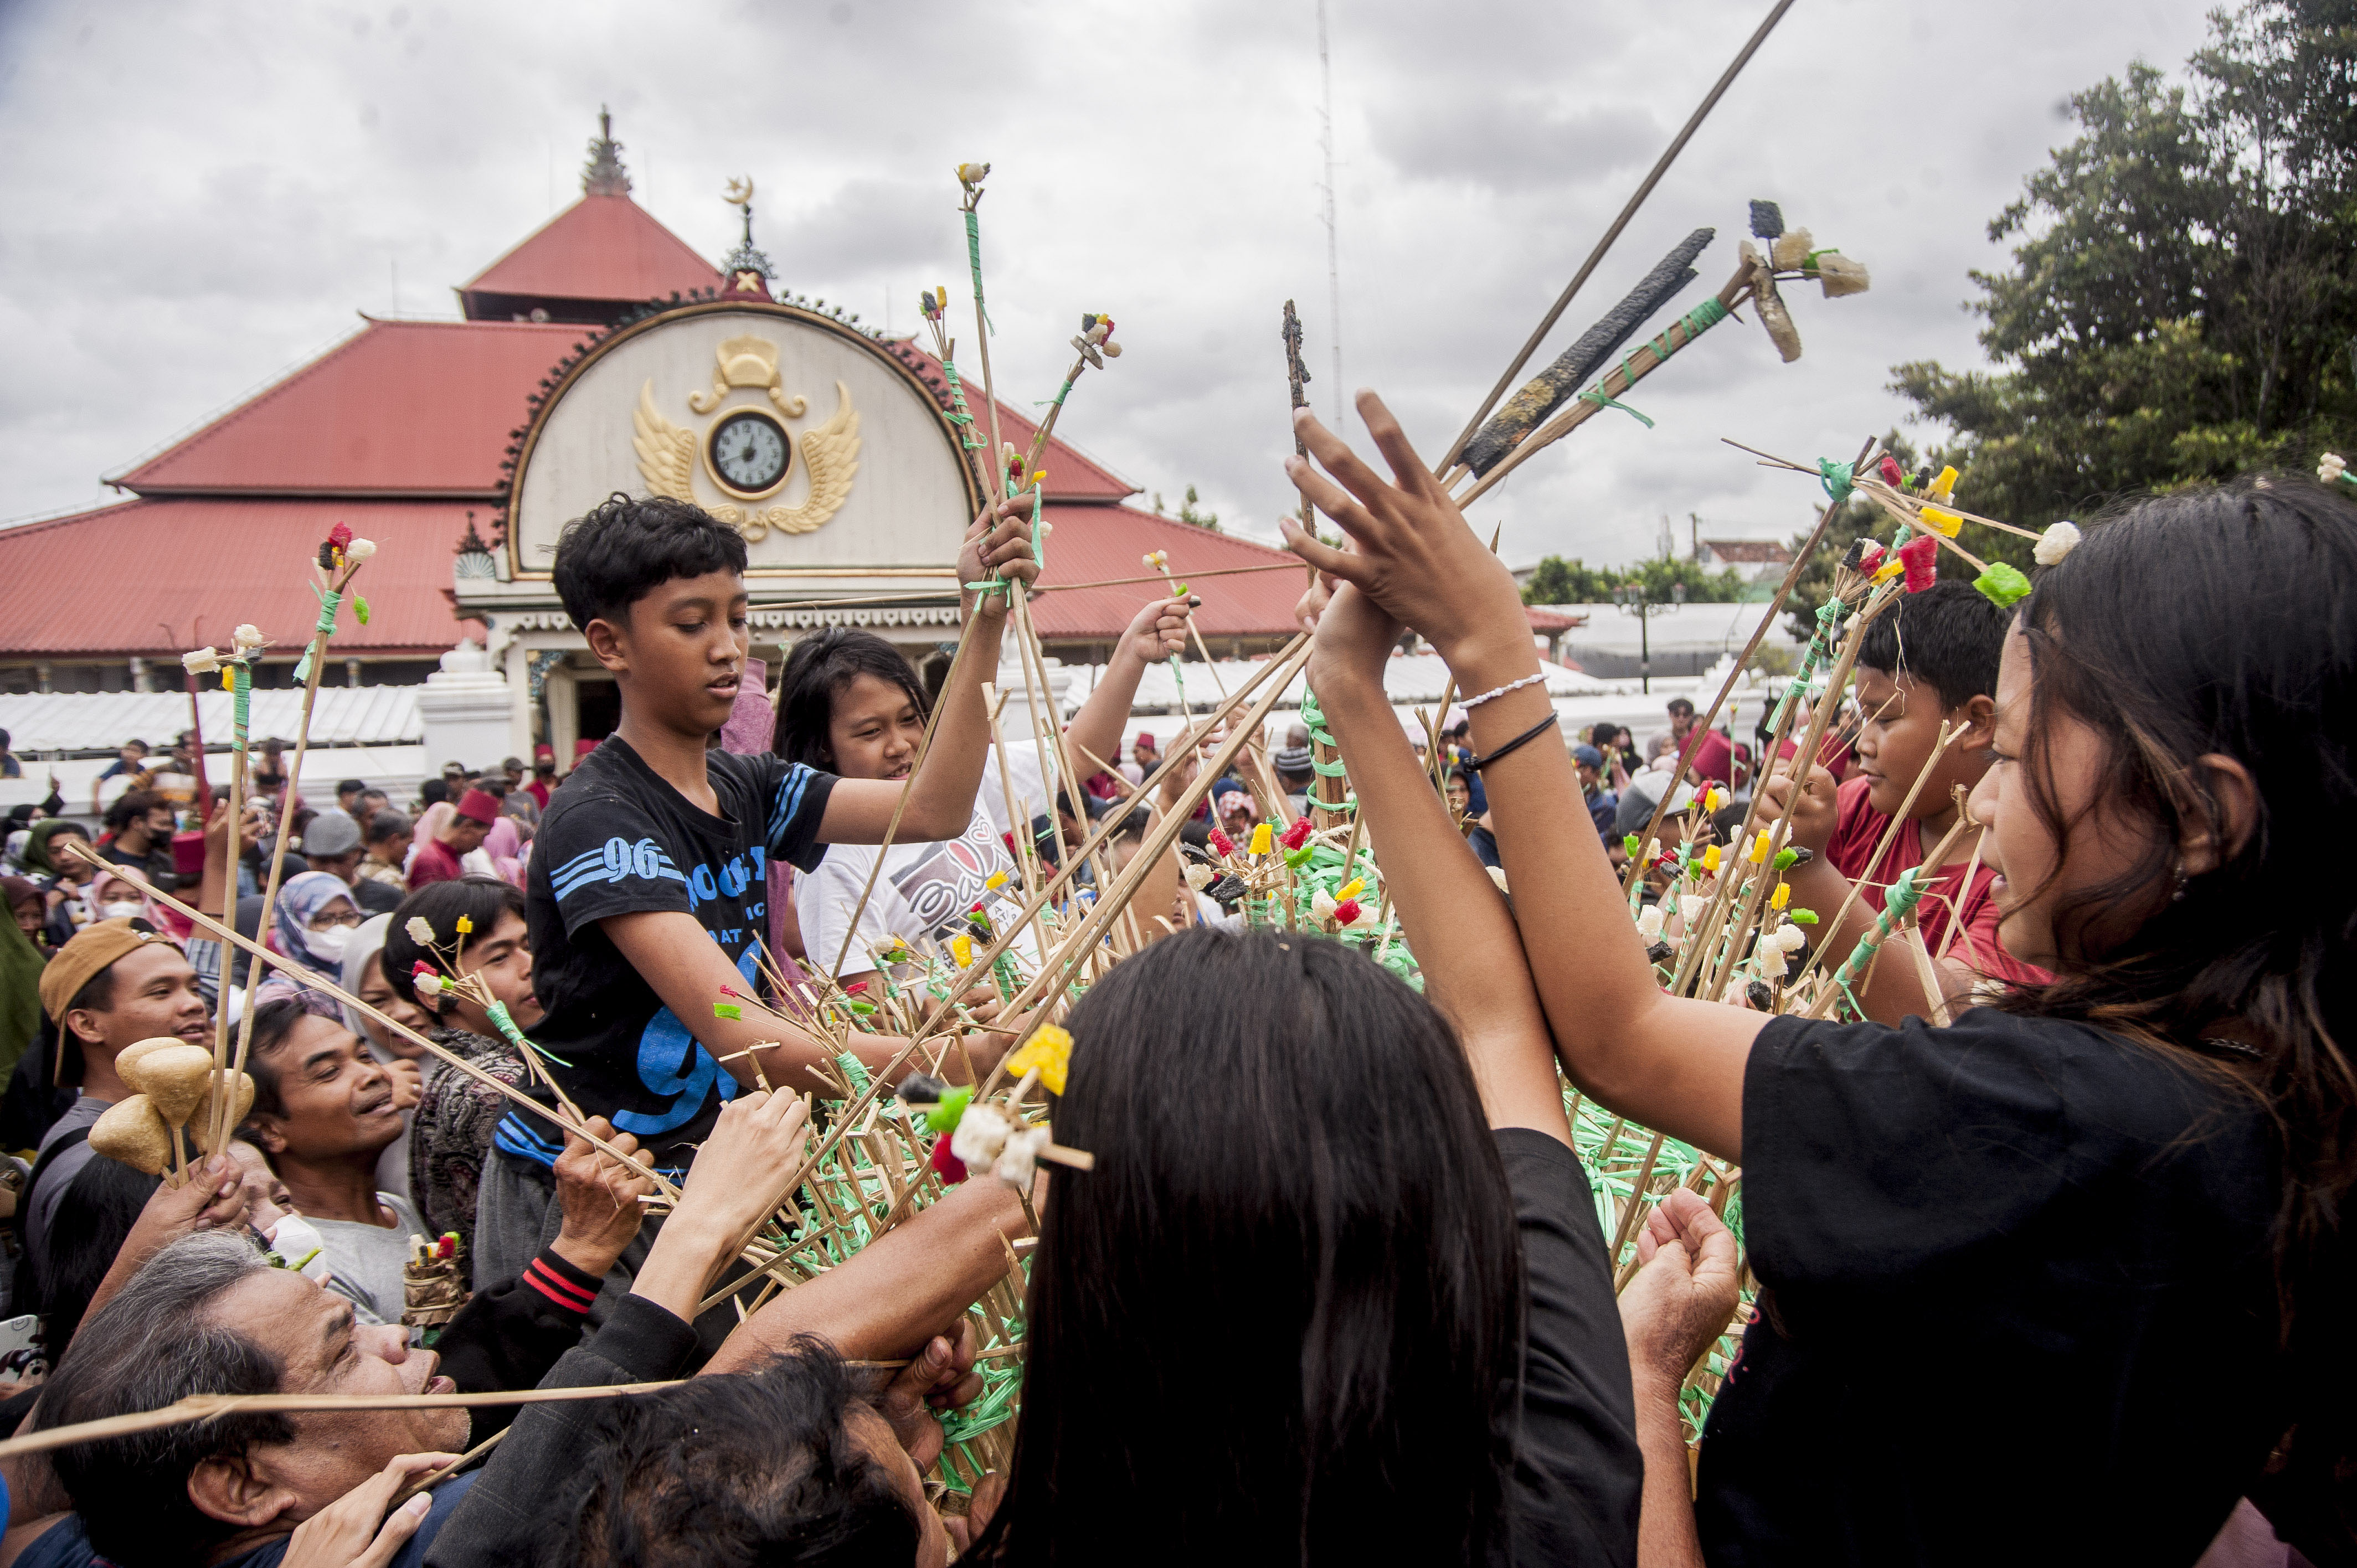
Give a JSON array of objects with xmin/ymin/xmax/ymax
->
[{"xmin": 308, "ymin": 906, "xmax": 365, "ymax": 930}]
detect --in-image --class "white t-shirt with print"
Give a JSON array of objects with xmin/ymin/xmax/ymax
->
[{"xmin": 796, "ymin": 742, "xmax": 1056, "ymax": 979}]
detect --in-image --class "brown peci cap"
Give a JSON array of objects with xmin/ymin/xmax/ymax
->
[{"xmin": 38, "ymin": 918, "xmax": 177, "ymax": 1023}]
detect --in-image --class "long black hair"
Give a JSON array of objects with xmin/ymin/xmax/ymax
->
[
  {"xmin": 2000, "ymin": 474, "xmax": 2357, "ymax": 1539},
  {"xmin": 38, "ymin": 1155, "xmax": 163, "ymax": 1356},
  {"xmin": 773, "ymin": 628, "xmax": 930, "ymax": 772},
  {"xmin": 972, "ymin": 926, "xmax": 1524, "ymax": 1566}
]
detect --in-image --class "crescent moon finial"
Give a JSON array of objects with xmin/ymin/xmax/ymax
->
[{"xmin": 723, "ymin": 176, "xmax": 754, "ymax": 207}]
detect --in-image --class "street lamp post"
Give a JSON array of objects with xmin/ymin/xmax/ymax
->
[{"xmin": 1611, "ymin": 581, "xmax": 1685, "ymax": 693}]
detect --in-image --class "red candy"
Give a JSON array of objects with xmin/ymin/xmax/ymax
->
[
  {"xmin": 1877, "ymin": 456, "xmax": 1903, "ymax": 488},
  {"xmin": 327, "ymin": 522, "xmax": 353, "ymax": 550},
  {"xmin": 411, "ymin": 960, "xmax": 435, "ymax": 977},
  {"xmin": 1855, "ymin": 542, "xmax": 1886, "ymax": 575},
  {"xmin": 1332, "ymin": 899, "xmax": 1362, "ymax": 925},
  {"xmin": 1898, "ymin": 534, "xmax": 1939, "ymax": 592},
  {"xmin": 1207, "ymin": 828, "xmax": 1236, "ymax": 857},
  {"xmin": 1279, "ymin": 818, "xmax": 1313, "ymax": 850},
  {"xmin": 929, "ymin": 1135, "xmax": 968, "ymax": 1184}
]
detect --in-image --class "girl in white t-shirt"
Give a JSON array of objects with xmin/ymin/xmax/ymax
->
[{"xmin": 774, "ymin": 596, "xmax": 1195, "ymax": 992}]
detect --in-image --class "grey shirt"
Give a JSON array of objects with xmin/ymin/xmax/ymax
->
[
  {"xmin": 26, "ymin": 1097, "xmax": 110, "ymax": 1292},
  {"xmin": 308, "ymin": 1192, "xmax": 427, "ymax": 1324}
]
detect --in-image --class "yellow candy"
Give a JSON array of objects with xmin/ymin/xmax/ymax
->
[
  {"xmin": 1748, "ymin": 831, "xmax": 1772, "ymax": 865},
  {"xmin": 1336, "ymin": 878, "xmax": 1366, "ymax": 901},
  {"xmin": 951, "ymin": 933, "xmax": 974, "ymax": 967},
  {"xmin": 1771, "ymin": 882, "xmax": 1791, "ymax": 911},
  {"xmin": 1702, "ymin": 845, "xmax": 1722, "ymax": 872},
  {"xmin": 1872, "ymin": 558, "xmax": 1906, "ymax": 583},
  {"xmin": 1920, "ymin": 506, "xmax": 1962, "ymax": 538},
  {"xmin": 985, "ymin": 871, "xmax": 1008, "ymax": 891},
  {"xmin": 1249, "ymin": 823, "xmax": 1273, "ymax": 856},
  {"xmin": 1006, "ymin": 1023, "xmax": 1073, "ymax": 1096},
  {"xmin": 455, "ymin": 915, "xmax": 474, "ymax": 934},
  {"xmin": 1704, "ymin": 788, "xmax": 1725, "ymax": 813},
  {"xmin": 1928, "ymin": 465, "xmax": 1958, "ymax": 501}
]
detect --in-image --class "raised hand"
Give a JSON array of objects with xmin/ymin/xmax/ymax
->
[
  {"xmin": 550, "ymin": 1116, "xmax": 657, "ymax": 1281},
  {"xmin": 1278, "ymin": 393, "xmax": 1526, "ymax": 668},
  {"xmin": 1619, "ymin": 1188, "xmax": 1742, "ymax": 1385},
  {"xmin": 958, "ymin": 495, "xmax": 1047, "ymax": 617},
  {"xmin": 1116, "ymin": 595, "xmax": 1197, "ymax": 668},
  {"xmin": 871, "ymin": 1317, "xmax": 986, "ymax": 1469},
  {"xmin": 1305, "ymin": 580, "xmax": 1404, "ymax": 705}
]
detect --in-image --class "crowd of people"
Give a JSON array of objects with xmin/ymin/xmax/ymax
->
[{"xmin": 0, "ymin": 396, "xmax": 2346, "ymax": 1567}]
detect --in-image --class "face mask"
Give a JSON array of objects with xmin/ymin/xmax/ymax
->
[
  {"xmin": 303, "ymin": 926, "xmax": 351, "ymax": 964},
  {"xmin": 266, "ymin": 1214, "xmax": 333, "ymax": 1281},
  {"xmin": 99, "ymin": 901, "xmax": 144, "ymax": 921}
]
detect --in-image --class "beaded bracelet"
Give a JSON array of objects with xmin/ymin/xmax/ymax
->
[{"xmin": 1459, "ymin": 670, "xmax": 1550, "ymax": 708}]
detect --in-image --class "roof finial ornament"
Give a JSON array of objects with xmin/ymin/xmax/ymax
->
[
  {"xmin": 719, "ymin": 175, "xmax": 776, "ymax": 300},
  {"xmin": 583, "ymin": 105, "xmax": 631, "ymax": 198}
]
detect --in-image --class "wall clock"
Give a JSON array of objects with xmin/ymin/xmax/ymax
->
[{"xmin": 704, "ymin": 406, "xmax": 792, "ymax": 500}]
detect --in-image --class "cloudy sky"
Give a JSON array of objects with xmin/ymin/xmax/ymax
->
[{"xmin": 2, "ymin": 0, "xmax": 2215, "ymax": 568}]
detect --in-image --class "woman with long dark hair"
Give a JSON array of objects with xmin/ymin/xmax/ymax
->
[
  {"xmin": 1282, "ymin": 388, "xmax": 2357, "ymax": 1565},
  {"xmin": 774, "ymin": 602, "xmax": 1191, "ymax": 990},
  {"xmin": 966, "ymin": 568, "xmax": 1644, "ymax": 1564}
]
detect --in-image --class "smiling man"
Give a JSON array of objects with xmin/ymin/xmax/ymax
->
[
  {"xmin": 240, "ymin": 998, "xmax": 426, "ymax": 1324},
  {"xmin": 38, "ymin": 1229, "xmax": 468, "ymax": 1568},
  {"xmin": 24, "ymin": 919, "xmax": 214, "ymax": 1293}
]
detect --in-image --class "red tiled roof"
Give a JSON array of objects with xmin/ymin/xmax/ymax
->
[
  {"xmin": 0, "ymin": 498, "xmax": 484, "ymax": 658},
  {"xmin": 886, "ymin": 344, "xmax": 1139, "ymax": 503},
  {"xmin": 1027, "ymin": 506, "xmax": 1303, "ymax": 641},
  {"xmin": 1524, "ymin": 606, "xmax": 1588, "ymax": 632},
  {"xmin": 116, "ymin": 319, "xmax": 581, "ymax": 498},
  {"xmin": 460, "ymin": 194, "xmax": 720, "ymax": 308}
]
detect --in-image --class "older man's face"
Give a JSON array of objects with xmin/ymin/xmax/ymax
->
[{"xmin": 203, "ymin": 1268, "xmax": 465, "ymax": 1516}]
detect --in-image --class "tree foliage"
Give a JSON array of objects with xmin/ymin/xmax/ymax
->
[
  {"xmin": 1890, "ymin": 1, "xmax": 2357, "ymax": 529},
  {"xmin": 1520, "ymin": 553, "xmax": 1747, "ymax": 605}
]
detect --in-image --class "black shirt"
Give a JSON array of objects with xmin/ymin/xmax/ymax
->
[
  {"xmin": 1496, "ymin": 1127, "xmax": 1644, "ymax": 1566},
  {"xmin": 522, "ymin": 737, "xmax": 834, "ymax": 1166},
  {"xmin": 1697, "ymin": 1009, "xmax": 2283, "ymax": 1565}
]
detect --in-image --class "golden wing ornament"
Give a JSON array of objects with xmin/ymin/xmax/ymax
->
[
  {"xmin": 632, "ymin": 381, "xmax": 698, "ymax": 501},
  {"xmin": 756, "ymin": 381, "xmax": 861, "ymax": 536}
]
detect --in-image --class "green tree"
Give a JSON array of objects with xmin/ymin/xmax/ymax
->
[
  {"xmin": 1891, "ymin": 1, "xmax": 2357, "ymax": 529},
  {"xmin": 1520, "ymin": 553, "xmax": 1746, "ymax": 605},
  {"xmin": 1520, "ymin": 555, "xmax": 1617, "ymax": 604}
]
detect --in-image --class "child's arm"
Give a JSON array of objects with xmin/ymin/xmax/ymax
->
[
  {"xmin": 1310, "ymin": 579, "xmax": 1569, "ymax": 1140},
  {"xmin": 1280, "ymin": 392, "xmax": 1759, "ymax": 1161},
  {"xmin": 818, "ymin": 497, "xmax": 1042, "ymax": 845},
  {"xmin": 1063, "ymin": 596, "xmax": 1195, "ymax": 783},
  {"xmin": 604, "ymin": 911, "xmax": 1010, "ymax": 1092}
]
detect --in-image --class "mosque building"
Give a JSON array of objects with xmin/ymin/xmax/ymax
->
[{"xmin": 0, "ymin": 114, "xmax": 1307, "ymax": 775}]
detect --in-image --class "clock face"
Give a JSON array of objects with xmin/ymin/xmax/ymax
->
[{"xmin": 706, "ymin": 409, "xmax": 792, "ymax": 498}]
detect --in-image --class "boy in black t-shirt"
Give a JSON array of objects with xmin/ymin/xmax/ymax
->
[{"xmin": 477, "ymin": 492, "xmax": 1039, "ymax": 1311}]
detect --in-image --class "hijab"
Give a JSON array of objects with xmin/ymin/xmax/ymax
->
[
  {"xmin": 340, "ymin": 912, "xmax": 394, "ymax": 1048},
  {"xmin": 271, "ymin": 870, "xmax": 358, "ymax": 962},
  {"xmin": 22, "ymin": 820, "xmax": 87, "ymax": 878},
  {"xmin": 250, "ymin": 871, "xmax": 359, "ymax": 1021},
  {"xmin": 0, "ymin": 893, "xmax": 42, "ymax": 1079}
]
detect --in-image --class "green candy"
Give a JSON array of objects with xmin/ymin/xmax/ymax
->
[
  {"xmin": 925, "ymin": 1088, "xmax": 972, "ymax": 1134},
  {"xmin": 1787, "ymin": 908, "xmax": 1819, "ymax": 925},
  {"xmin": 1773, "ymin": 847, "xmax": 1799, "ymax": 870},
  {"xmin": 1974, "ymin": 561, "xmax": 2032, "ymax": 608}
]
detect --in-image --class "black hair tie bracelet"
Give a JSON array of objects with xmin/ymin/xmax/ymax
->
[{"xmin": 1464, "ymin": 714, "xmax": 1561, "ymax": 773}]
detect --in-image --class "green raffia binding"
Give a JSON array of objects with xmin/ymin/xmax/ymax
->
[
  {"xmin": 1817, "ymin": 459, "xmax": 1854, "ymax": 503},
  {"xmin": 1767, "ymin": 596, "xmax": 1844, "ymax": 733},
  {"xmin": 1831, "ymin": 864, "xmax": 1926, "ymax": 1018},
  {"xmin": 482, "ymin": 1000, "xmax": 574, "ymax": 1069},
  {"xmin": 289, "ymin": 587, "xmax": 342, "ymax": 685}
]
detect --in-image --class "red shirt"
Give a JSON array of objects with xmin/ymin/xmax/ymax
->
[
  {"xmin": 1822, "ymin": 775, "xmax": 2047, "ymax": 987},
  {"xmin": 408, "ymin": 837, "xmax": 466, "ymax": 890},
  {"xmin": 525, "ymin": 779, "xmax": 551, "ymax": 809}
]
